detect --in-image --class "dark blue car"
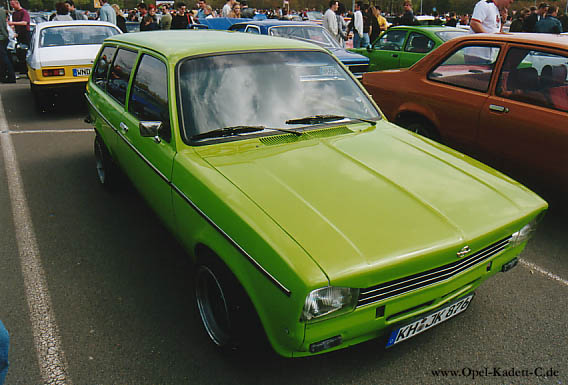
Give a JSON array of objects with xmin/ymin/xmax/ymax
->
[{"xmin": 227, "ymin": 20, "xmax": 369, "ymax": 78}]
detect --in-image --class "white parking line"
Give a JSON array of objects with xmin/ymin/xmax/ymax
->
[
  {"xmin": 0, "ymin": 98, "xmax": 71, "ymax": 384},
  {"xmin": 10, "ymin": 129, "xmax": 94, "ymax": 134},
  {"xmin": 519, "ymin": 258, "xmax": 568, "ymax": 287}
]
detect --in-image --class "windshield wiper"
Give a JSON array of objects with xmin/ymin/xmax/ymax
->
[
  {"xmin": 285, "ymin": 114, "xmax": 377, "ymax": 126},
  {"xmin": 190, "ymin": 125, "xmax": 302, "ymax": 141}
]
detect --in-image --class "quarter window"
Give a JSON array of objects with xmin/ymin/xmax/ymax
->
[
  {"xmin": 107, "ymin": 48, "xmax": 137, "ymax": 106},
  {"xmin": 93, "ymin": 46, "xmax": 117, "ymax": 90},
  {"xmin": 404, "ymin": 32, "xmax": 434, "ymax": 53},
  {"xmin": 129, "ymin": 54, "xmax": 171, "ymax": 141},
  {"xmin": 496, "ymin": 48, "xmax": 568, "ymax": 112},
  {"xmin": 427, "ymin": 45, "xmax": 500, "ymax": 92}
]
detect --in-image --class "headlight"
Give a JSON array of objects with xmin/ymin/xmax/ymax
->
[
  {"xmin": 509, "ymin": 217, "xmax": 540, "ymax": 248},
  {"xmin": 301, "ymin": 286, "xmax": 359, "ymax": 322}
]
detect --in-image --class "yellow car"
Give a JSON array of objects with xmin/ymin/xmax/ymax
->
[{"xmin": 26, "ymin": 20, "xmax": 121, "ymax": 110}]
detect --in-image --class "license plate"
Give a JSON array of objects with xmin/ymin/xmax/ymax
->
[
  {"xmin": 386, "ymin": 294, "xmax": 474, "ymax": 348},
  {"xmin": 73, "ymin": 68, "xmax": 91, "ymax": 77}
]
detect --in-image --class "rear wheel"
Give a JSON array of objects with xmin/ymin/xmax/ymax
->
[{"xmin": 94, "ymin": 135, "xmax": 118, "ymax": 191}]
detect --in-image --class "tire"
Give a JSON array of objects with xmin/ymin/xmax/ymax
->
[
  {"xmin": 399, "ymin": 118, "xmax": 439, "ymax": 142},
  {"xmin": 194, "ymin": 257, "xmax": 268, "ymax": 353},
  {"xmin": 94, "ymin": 135, "xmax": 118, "ymax": 191},
  {"xmin": 31, "ymin": 84, "xmax": 50, "ymax": 112}
]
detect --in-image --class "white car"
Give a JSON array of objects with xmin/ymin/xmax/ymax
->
[{"xmin": 26, "ymin": 20, "xmax": 122, "ymax": 109}]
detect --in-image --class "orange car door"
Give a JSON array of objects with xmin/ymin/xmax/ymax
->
[{"xmin": 477, "ymin": 46, "xmax": 568, "ymax": 185}]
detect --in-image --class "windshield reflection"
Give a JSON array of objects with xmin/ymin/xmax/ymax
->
[{"xmin": 178, "ymin": 51, "xmax": 379, "ymax": 142}]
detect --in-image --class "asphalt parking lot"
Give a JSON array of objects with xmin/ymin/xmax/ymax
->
[{"xmin": 0, "ymin": 80, "xmax": 567, "ymax": 384}]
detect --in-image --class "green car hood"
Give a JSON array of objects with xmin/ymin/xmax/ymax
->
[{"xmin": 196, "ymin": 124, "xmax": 544, "ymax": 284}]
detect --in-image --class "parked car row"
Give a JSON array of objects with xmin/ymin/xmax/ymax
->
[{"xmin": 82, "ymin": 30, "xmax": 548, "ymax": 358}]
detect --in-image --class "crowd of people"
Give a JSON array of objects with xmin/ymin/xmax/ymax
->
[{"xmin": 2, "ymin": 0, "xmax": 568, "ymax": 84}]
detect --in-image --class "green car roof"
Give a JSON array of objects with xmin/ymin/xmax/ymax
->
[{"xmin": 105, "ymin": 30, "xmax": 325, "ymax": 60}]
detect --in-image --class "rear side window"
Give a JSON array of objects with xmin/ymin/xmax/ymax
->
[
  {"xmin": 93, "ymin": 45, "xmax": 117, "ymax": 90},
  {"xmin": 404, "ymin": 32, "xmax": 434, "ymax": 53},
  {"xmin": 129, "ymin": 54, "xmax": 171, "ymax": 141},
  {"xmin": 427, "ymin": 45, "xmax": 500, "ymax": 92},
  {"xmin": 107, "ymin": 48, "xmax": 137, "ymax": 106}
]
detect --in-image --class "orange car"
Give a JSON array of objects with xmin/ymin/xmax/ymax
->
[{"xmin": 363, "ymin": 33, "xmax": 568, "ymax": 192}]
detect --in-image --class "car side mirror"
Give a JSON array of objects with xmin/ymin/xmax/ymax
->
[
  {"xmin": 367, "ymin": 46, "xmax": 373, "ymax": 53},
  {"xmin": 139, "ymin": 121, "xmax": 163, "ymax": 143}
]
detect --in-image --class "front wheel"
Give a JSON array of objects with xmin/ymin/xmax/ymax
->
[{"xmin": 194, "ymin": 258, "xmax": 268, "ymax": 353}]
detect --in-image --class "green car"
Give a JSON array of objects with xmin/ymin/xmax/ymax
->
[
  {"xmin": 85, "ymin": 31, "xmax": 547, "ymax": 357},
  {"xmin": 350, "ymin": 26, "xmax": 468, "ymax": 72}
]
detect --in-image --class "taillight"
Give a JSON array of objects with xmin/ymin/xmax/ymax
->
[{"xmin": 42, "ymin": 68, "xmax": 65, "ymax": 77}]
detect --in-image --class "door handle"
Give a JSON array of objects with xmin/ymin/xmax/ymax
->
[
  {"xmin": 392, "ymin": 54, "xmax": 398, "ymax": 58},
  {"xmin": 489, "ymin": 104, "xmax": 509, "ymax": 113},
  {"xmin": 119, "ymin": 122, "xmax": 129, "ymax": 132}
]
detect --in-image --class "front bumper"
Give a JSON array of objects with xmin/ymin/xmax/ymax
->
[{"xmin": 291, "ymin": 241, "xmax": 524, "ymax": 357}]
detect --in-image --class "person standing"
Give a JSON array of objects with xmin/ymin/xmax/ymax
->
[
  {"xmin": 0, "ymin": 6, "xmax": 16, "ymax": 83},
  {"xmin": 399, "ymin": 0, "xmax": 417, "ymax": 25},
  {"xmin": 323, "ymin": 0, "xmax": 340, "ymax": 43},
  {"xmin": 0, "ymin": 320, "xmax": 8, "ymax": 385},
  {"xmin": 369, "ymin": 6, "xmax": 380, "ymax": 43},
  {"xmin": 352, "ymin": 1, "xmax": 364, "ymax": 48},
  {"xmin": 196, "ymin": 0, "xmax": 207, "ymax": 18},
  {"xmin": 336, "ymin": 3, "xmax": 348, "ymax": 47},
  {"xmin": 65, "ymin": 0, "xmax": 87, "ymax": 20},
  {"xmin": 535, "ymin": 5, "xmax": 562, "ymax": 33},
  {"xmin": 222, "ymin": 0, "xmax": 235, "ymax": 17},
  {"xmin": 171, "ymin": 2, "xmax": 193, "ymax": 29},
  {"xmin": 160, "ymin": 4, "xmax": 172, "ymax": 29},
  {"xmin": 509, "ymin": 8, "xmax": 529, "ymax": 31},
  {"xmin": 99, "ymin": 0, "xmax": 117, "ymax": 24},
  {"xmin": 112, "ymin": 4, "xmax": 127, "ymax": 32},
  {"xmin": 469, "ymin": 0, "xmax": 513, "ymax": 33},
  {"xmin": 53, "ymin": 2, "xmax": 73, "ymax": 21},
  {"xmin": 7, "ymin": 0, "xmax": 30, "ymax": 46},
  {"xmin": 523, "ymin": 3, "xmax": 547, "ymax": 32},
  {"xmin": 376, "ymin": 6, "xmax": 388, "ymax": 33},
  {"xmin": 446, "ymin": 11, "xmax": 458, "ymax": 26}
]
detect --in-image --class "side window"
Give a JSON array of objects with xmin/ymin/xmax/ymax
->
[
  {"xmin": 496, "ymin": 47, "xmax": 568, "ymax": 112},
  {"xmin": 405, "ymin": 32, "xmax": 434, "ymax": 54},
  {"xmin": 427, "ymin": 45, "xmax": 500, "ymax": 92},
  {"xmin": 107, "ymin": 48, "xmax": 137, "ymax": 106},
  {"xmin": 245, "ymin": 26, "xmax": 260, "ymax": 34},
  {"xmin": 93, "ymin": 46, "xmax": 117, "ymax": 90},
  {"xmin": 374, "ymin": 30, "xmax": 407, "ymax": 51},
  {"xmin": 129, "ymin": 54, "xmax": 171, "ymax": 142}
]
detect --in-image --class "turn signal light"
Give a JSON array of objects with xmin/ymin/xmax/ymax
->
[{"xmin": 42, "ymin": 68, "xmax": 65, "ymax": 77}]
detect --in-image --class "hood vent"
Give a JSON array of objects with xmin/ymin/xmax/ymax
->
[{"xmin": 259, "ymin": 126, "xmax": 354, "ymax": 146}]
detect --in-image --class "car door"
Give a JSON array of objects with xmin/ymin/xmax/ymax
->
[
  {"xmin": 119, "ymin": 53, "xmax": 175, "ymax": 227},
  {"xmin": 367, "ymin": 29, "xmax": 407, "ymax": 71},
  {"xmin": 399, "ymin": 32, "xmax": 435, "ymax": 68},
  {"xmin": 422, "ymin": 43, "xmax": 502, "ymax": 151},
  {"xmin": 477, "ymin": 45, "xmax": 568, "ymax": 184},
  {"xmin": 89, "ymin": 45, "xmax": 120, "ymax": 150}
]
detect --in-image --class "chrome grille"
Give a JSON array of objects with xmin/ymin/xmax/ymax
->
[
  {"xmin": 356, "ymin": 236, "xmax": 512, "ymax": 308},
  {"xmin": 348, "ymin": 64, "xmax": 369, "ymax": 74}
]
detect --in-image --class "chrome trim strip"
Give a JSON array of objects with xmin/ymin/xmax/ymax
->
[
  {"xmin": 356, "ymin": 237, "xmax": 511, "ymax": 307},
  {"xmin": 85, "ymin": 94, "xmax": 292, "ymax": 296}
]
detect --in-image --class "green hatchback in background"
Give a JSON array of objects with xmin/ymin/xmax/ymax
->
[
  {"xmin": 350, "ymin": 26, "xmax": 468, "ymax": 72},
  {"xmin": 85, "ymin": 30, "xmax": 546, "ymax": 357}
]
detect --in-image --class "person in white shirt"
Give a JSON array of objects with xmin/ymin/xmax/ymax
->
[
  {"xmin": 469, "ymin": 0, "xmax": 513, "ymax": 33},
  {"xmin": 222, "ymin": 0, "xmax": 235, "ymax": 17},
  {"xmin": 323, "ymin": 0, "xmax": 340, "ymax": 43},
  {"xmin": 352, "ymin": 1, "xmax": 364, "ymax": 48}
]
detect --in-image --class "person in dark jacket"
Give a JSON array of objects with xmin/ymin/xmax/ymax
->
[
  {"xmin": 509, "ymin": 7, "xmax": 529, "ymax": 32},
  {"xmin": 171, "ymin": 2, "xmax": 194, "ymax": 29},
  {"xmin": 112, "ymin": 4, "xmax": 127, "ymax": 33},
  {"xmin": 399, "ymin": 0, "xmax": 418, "ymax": 25},
  {"xmin": 535, "ymin": 5, "xmax": 562, "ymax": 33},
  {"xmin": 523, "ymin": 3, "xmax": 548, "ymax": 32}
]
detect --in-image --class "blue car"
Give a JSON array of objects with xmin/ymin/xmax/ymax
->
[{"xmin": 228, "ymin": 20, "xmax": 369, "ymax": 78}]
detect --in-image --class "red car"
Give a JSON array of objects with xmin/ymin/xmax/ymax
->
[{"xmin": 363, "ymin": 33, "xmax": 568, "ymax": 193}]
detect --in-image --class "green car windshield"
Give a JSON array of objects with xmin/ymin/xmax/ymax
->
[{"xmin": 178, "ymin": 51, "xmax": 380, "ymax": 142}]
